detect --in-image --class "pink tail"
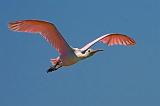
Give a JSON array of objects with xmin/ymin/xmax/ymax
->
[{"xmin": 50, "ymin": 57, "xmax": 60, "ymax": 65}]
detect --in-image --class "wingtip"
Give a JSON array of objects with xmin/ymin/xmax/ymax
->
[
  {"xmin": 8, "ymin": 20, "xmax": 23, "ymax": 32},
  {"xmin": 129, "ymin": 38, "xmax": 136, "ymax": 46}
]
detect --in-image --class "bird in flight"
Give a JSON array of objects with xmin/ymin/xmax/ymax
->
[{"xmin": 9, "ymin": 20, "xmax": 136, "ymax": 73}]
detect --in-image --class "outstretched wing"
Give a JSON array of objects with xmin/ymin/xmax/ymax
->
[
  {"xmin": 80, "ymin": 33, "xmax": 136, "ymax": 52},
  {"xmin": 9, "ymin": 20, "xmax": 74, "ymax": 55}
]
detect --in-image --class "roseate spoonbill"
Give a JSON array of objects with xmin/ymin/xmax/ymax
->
[{"xmin": 9, "ymin": 20, "xmax": 136, "ymax": 73}]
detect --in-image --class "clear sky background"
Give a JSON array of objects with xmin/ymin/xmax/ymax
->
[{"xmin": 0, "ymin": 0, "xmax": 160, "ymax": 106}]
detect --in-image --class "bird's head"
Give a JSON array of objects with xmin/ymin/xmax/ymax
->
[{"xmin": 84, "ymin": 49, "xmax": 104, "ymax": 58}]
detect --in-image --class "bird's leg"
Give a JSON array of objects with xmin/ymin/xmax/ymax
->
[
  {"xmin": 47, "ymin": 64, "xmax": 59, "ymax": 73},
  {"xmin": 55, "ymin": 65, "xmax": 62, "ymax": 70},
  {"xmin": 47, "ymin": 61, "xmax": 63, "ymax": 73},
  {"xmin": 47, "ymin": 66, "xmax": 56, "ymax": 73}
]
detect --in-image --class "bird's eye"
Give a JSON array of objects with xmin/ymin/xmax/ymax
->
[{"xmin": 88, "ymin": 50, "xmax": 90, "ymax": 52}]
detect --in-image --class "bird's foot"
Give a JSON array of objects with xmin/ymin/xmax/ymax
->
[{"xmin": 47, "ymin": 66, "xmax": 57, "ymax": 73}]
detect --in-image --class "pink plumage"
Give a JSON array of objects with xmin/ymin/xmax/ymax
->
[
  {"xmin": 9, "ymin": 19, "xmax": 136, "ymax": 72},
  {"xmin": 100, "ymin": 34, "xmax": 135, "ymax": 46},
  {"xmin": 9, "ymin": 20, "xmax": 73, "ymax": 55}
]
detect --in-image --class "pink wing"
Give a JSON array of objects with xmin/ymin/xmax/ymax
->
[
  {"xmin": 80, "ymin": 33, "xmax": 136, "ymax": 52},
  {"xmin": 9, "ymin": 20, "xmax": 74, "ymax": 55}
]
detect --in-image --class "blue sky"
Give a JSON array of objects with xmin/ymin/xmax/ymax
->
[{"xmin": 0, "ymin": 0, "xmax": 160, "ymax": 106}]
